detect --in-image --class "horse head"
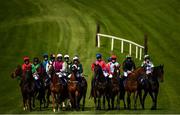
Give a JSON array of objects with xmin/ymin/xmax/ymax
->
[
  {"xmin": 153, "ymin": 65, "xmax": 164, "ymax": 82},
  {"xmin": 113, "ymin": 65, "xmax": 120, "ymax": 78},
  {"xmin": 11, "ymin": 65, "xmax": 22, "ymax": 79},
  {"xmin": 93, "ymin": 63, "xmax": 103, "ymax": 78}
]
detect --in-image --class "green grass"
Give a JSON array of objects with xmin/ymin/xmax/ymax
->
[{"xmin": 0, "ymin": 0, "xmax": 180, "ymax": 113}]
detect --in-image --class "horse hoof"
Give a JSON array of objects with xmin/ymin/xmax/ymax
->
[{"xmin": 53, "ymin": 109, "xmax": 56, "ymax": 112}]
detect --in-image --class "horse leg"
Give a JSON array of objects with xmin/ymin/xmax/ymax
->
[
  {"xmin": 154, "ymin": 91, "xmax": 158, "ymax": 110},
  {"xmin": 106, "ymin": 95, "xmax": 111, "ymax": 110},
  {"xmin": 142, "ymin": 91, "xmax": 148, "ymax": 109},
  {"xmin": 46, "ymin": 88, "xmax": 51, "ymax": 108},
  {"xmin": 51, "ymin": 92, "xmax": 56, "ymax": 112},
  {"xmin": 103, "ymin": 95, "xmax": 106, "ymax": 110},
  {"xmin": 75, "ymin": 91, "xmax": 79, "ymax": 110},
  {"xmin": 94, "ymin": 97, "xmax": 98, "ymax": 110},
  {"xmin": 111, "ymin": 96, "xmax": 114, "ymax": 110},
  {"xmin": 149, "ymin": 91, "xmax": 155, "ymax": 110},
  {"xmin": 117, "ymin": 92, "xmax": 120, "ymax": 110},
  {"xmin": 127, "ymin": 92, "xmax": 131, "ymax": 110},
  {"xmin": 134, "ymin": 91, "xmax": 138, "ymax": 110},
  {"xmin": 82, "ymin": 89, "xmax": 87, "ymax": 111},
  {"xmin": 98, "ymin": 96, "xmax": 101, "ymax": 110},
  {"xmin": 23, "ymin": 96, "xmax": 26, "ymax": 111},
  {"xmin": 138, "ymin": 90, "xmax": 143, "ymax": 109},
  {"xmin": 29, "ymin": 96, "xmax": 32, "ymax": 111}
]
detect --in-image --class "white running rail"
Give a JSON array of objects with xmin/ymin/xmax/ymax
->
[{"xmin": 97, "ymin": 33, "xmax": 144, "ymax": 60}]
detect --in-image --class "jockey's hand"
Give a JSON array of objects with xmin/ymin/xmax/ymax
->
[{"xmin": 109, "ymin": 74, "xmax": 113, "ymax": 78}]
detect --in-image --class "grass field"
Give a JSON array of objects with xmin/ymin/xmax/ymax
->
[{"xmin": 0, "ymin": 0, "xmax": 180, "ymax": 114}]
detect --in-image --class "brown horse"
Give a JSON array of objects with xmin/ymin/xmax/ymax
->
[
  {"xmin": 124, "ymin": 67, "xmax": 145, "ymax": 109},
  {"xmin": 67, "ymin": 65, "xmax": 81, "ymax": 110},
  {"xmin": 48, "ymin": 65, "xmax": 67, "ymax": 112},
  {"xmin": 141, "ymin": 65, "xmax": 164, "ymax": 110},
  {"xmin": 11, "ymin": 65, "xmax": 35, "ymax": 111},
  {"xmin": 91, "ymin": 64, "xmax": 108, "ymax": 110},
  {"xmin": 108, "ymin": 65, "xmax": 121, "ymax": 110}
]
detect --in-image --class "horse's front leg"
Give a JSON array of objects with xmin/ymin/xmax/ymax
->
[
  {"xmin": 134, "ymin": 91, "xmax": 138, "ymax": 110},
  {"xmin": 82, "ymin": 89, "xmax": 87, "ymax": 111},
  {"xmin": 127, "ymin": 92, "xmax": 131, "ymax": 110},
  {"xmin": 51, "ymin": 92, "xmax": 56, "ymax": 112},
  {"xmin": 103, "ymin": 95, "xmax": 106, "ymax": 110},
  {"xmin": 75, "ymin": 91, "xmax": 79, "ymax": 110},
  {"xmin": 153, "ymin": 91, "xmax": 159, "ymax": 110},
  {"xmin": 149, "ymin": 91, "xmax": 155, "ymax": 110},
  {"xmin": 138, "ymin": 90, "xmax": 143, "ymax": 109},
  {"xmin": 142, "ymin": 90, "xmax": 148, "ymax": 109},
  {"xmin": 117, "ymin": 92, "xmax": 120, "ymax": 110}
]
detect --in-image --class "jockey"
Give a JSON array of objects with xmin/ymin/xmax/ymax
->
[
  {"xmin": 46, "ymin": 54, "xmax": 56, "ymax": 75},
  {"xmin": 107, "ymin": 55, "xmax": 120, "ymax": 78},
  {"xmin": 42, "ymin": 53, "xmax": 49, "ymax": 71},
  {"xmin": 42, "ymin": 53, "xmax": 50, "ymax": 85},
  {"xmin": 123, "ymin": 54, "xmax": 136, "ymax": 78},
  {"xmin": 61, "ymin": 54, "xmax": 72, "ymax": 78},
  {"xmin": 141, "ymin": 55, "xmax": 154, "ymax": 75},
  {"xmin": 71, "ymin": 56, "xmax": 83, "ymax": 82},
  {"xmin": 54, "ymin": 54, "xmax": 64, "ymax": 73},
  {"xmin": 91, "ymin": 53, "xmax": 108, "ymax": 78},
  {"xmin": 31, "ymin": 57, "xmax": 41, "ymax": 89},
  {"xmin": 22, "ymin": 56, "xmax": 32, "ymax": 77},
  {"xmin": 54, "ymin": 53, "xmax": 67, "ymax": 85}
]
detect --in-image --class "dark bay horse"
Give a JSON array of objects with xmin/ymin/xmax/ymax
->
[
  {"xmin": 108, "ymin": 65, "xmax": 121, "ymax": 110},
  {"xmin": 91, "ymin": 64, "xmax": 108, "ymax": 110},
  {"xmin": 11, "ymin": 65, "xmax": 35, "ymax": 111},
  {"xmin": 124, "ymin": 67, "xmax": 145, "ymax": 109},
  {"xmin": 48, "ymin": 65, "xmax": 67, "ymax": 112},
  {"xmin": 32, "ymin": 64, "xmax": 46, "ymax": 110},
  {"xmin": 67, "ymin": 65, "xmax": 81, "ymax": 110},
  {"xmin": 142, "ymin": 65, "xmax": 164, "ymax": 110},
  {"xmin": 78, "ymin": 75, "xmax": 87, "ymax": 111}
]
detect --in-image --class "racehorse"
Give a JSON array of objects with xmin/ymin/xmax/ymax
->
[
  {"xmin": 91, "ymin": 63, "xmax": 109, "ymax": 110},
  {"xmin": 78, "ymin": 75, "xmax": 87, "ymax": 111},
  {"xmin": 67, "ymin": 65, "xmax": 81, "ymax": 110},
  {"xmin": 108, "ymin": 65, "xmax": 121, "ymax": 110},
  {"xmin": 124, "ymin": 67, "xmax": 145, "ymax": 109},
  {"xmin": 141, "ymin": 65, "xmax": 164, "ymax": 110},
  {"xmin": 32, "ymin": 64, "xmax": 46, "ymax": 110},
  {"xmin": 48, "ymin": 65, "xmax": 67, "ymax": 112},
  {"xmin": 11, "ymin": 65, "xmax": 35, "ymax": 111}
]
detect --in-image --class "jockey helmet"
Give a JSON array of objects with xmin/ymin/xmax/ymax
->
[
  {"xmin": 33, "ymin": 57, "xmax": 39, "ymax": 63},
  {"xmin": 96, "ymin": 53, "xmax": 102, "ymax": 59},
  {"xmin": 107, "ymin": 57, "xmax": 112, "ymax": 62},
  {"xmin": 57, "ymin": 53, "xmax": 63, "ymax": 58},
  {"xmin": 144, "ymin": 55, "xmax": 150, "ymax": 60},
  {"xmin": 111, "ymin": 55, "xmax": 117, "ymax": 60},
  {"xmin": 64, "ymin": 54, "xmax": 69, "ymax": 58},
  {"xmin": 23, "ymin": 56, "xmax": 29, "ymax": 61},
  {"xmin": 50, "ymin": 54, "xmax": 56, "ymax": 60},
  {"xmin": 73, "ymin": 56, "xmax": 79, "ymax": 61},
  {"xmin": 43, "ymin": 53, "xmax": 48, "ymax": 58}
]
